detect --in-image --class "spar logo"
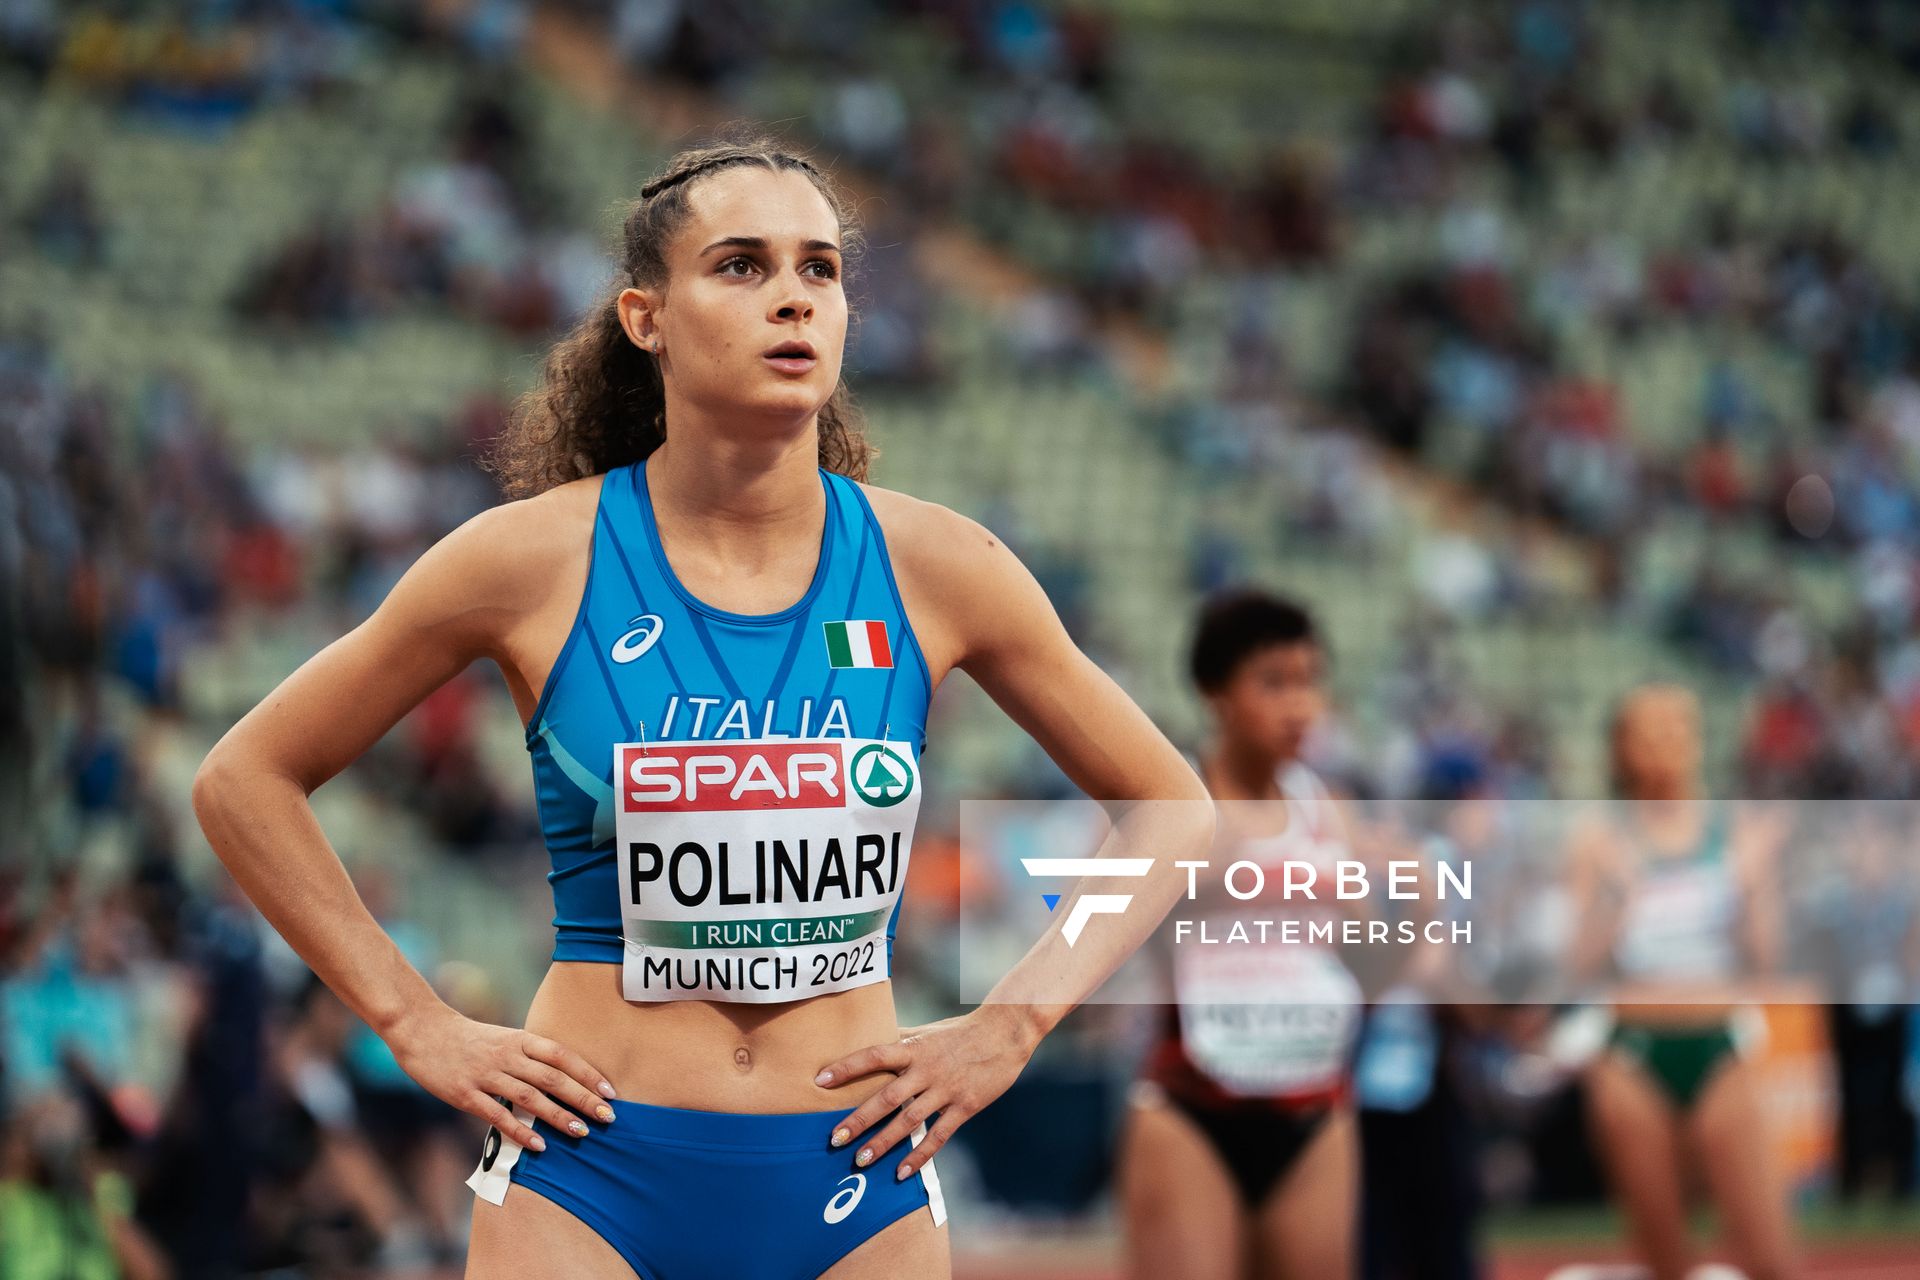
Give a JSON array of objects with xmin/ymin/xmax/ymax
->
[
  {"xmin": 618, "ymin": 743, "xmax": 846, "ymax": 813},
  {"xmin": 849, "ymin": 744, "xmax": 913, "ymax": 808},
  {"xmin": 1021, "ymin": 858, "xmax": 1155, "ymax": 946}
]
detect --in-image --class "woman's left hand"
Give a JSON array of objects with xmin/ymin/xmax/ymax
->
[{"xmin": 814, "ymin": 1005, "xmax": 1040, "ymax": 1179}]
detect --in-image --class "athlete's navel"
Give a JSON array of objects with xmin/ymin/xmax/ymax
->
[{"xmin": 733, "ymin": 1046, "xmax": 753, "ymax": 1072}]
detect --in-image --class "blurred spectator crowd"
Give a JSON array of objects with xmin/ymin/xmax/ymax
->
[
  {"xmin": 9, "ymin": 0, "xmax": 1920, "ymax": 1272},
  {"xmin": 0, "ymin": 320, "xmax": 526, "ymax": 1272}
]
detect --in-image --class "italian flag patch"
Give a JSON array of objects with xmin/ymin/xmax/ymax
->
[{"xmin": 823, "ymin": 619, "xmax": 893, "ymax": 669}]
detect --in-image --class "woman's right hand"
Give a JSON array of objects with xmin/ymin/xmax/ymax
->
[{"xmin": 385, "ymin": 1003, "xmax": 617, "ymax": 1151}]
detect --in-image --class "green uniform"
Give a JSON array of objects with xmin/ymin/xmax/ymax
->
[{"xmin": 1608, "ymin": 802, "xmax": 1748, "ymax": 1108}]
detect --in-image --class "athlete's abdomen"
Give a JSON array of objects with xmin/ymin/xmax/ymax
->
[{"xmin": 527, "ymin": 962, "xmax": 905, "ymax": 1112}]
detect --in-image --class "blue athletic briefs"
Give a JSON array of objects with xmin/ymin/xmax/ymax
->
[{"xmin": 467, "ymin": 1097, "xmax": 947, "ymax": 1277}]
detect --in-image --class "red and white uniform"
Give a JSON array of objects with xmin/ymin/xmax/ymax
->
[{"xmin": 1142, "ymin": 762, "xmax": 1363, "ymax": 1110}]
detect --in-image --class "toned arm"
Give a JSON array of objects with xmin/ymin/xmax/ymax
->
[
  {"xmin": 876, "ymin": 489, "xmax": 1205, "ymax": 803},
  {"xmin": 194, "ymin": 501, "xmax": 517, "ymax": 1011},
  {"xmin": 191, "ymin": 487, "xmax": 616, "ymax": 1151},
  {"xmin": 816, "ymin": 490, "xmax": 1213, "ymax": 1177}
]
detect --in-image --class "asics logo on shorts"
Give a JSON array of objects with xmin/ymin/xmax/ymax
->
[
  {"xmin": 610, "ymin": 614, "xmax": 665, "ymax": 664},
  {"xmin": 823, "ymin": 1172, "xmax": 867, "ymax": 1223}
]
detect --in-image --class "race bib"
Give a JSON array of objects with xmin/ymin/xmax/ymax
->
[
  {"xmin": 1618, "ymin": 865, "xmax": 1739, "ymax": 981},
  {"xmin": 1174, "ymin": 927, "xmax": 1362, "ymax": 1097},
  {"xmin": 613, "ymin": 736, "xmax": 921, "ymax": 1003}
]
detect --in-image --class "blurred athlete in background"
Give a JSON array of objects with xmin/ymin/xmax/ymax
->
[
  {"xmin": 1120, "ymin": 590, "xmax": 1363, "ymax": 1280},
  {"xmin": 1567, "ymin": 683, "xmax": 1797, "ymax": 1280},
  {"xmin": 193, "ymin": 134, "xmax": 1208, "ymax": 1280}
]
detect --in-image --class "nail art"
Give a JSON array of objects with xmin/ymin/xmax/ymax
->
[
  {"xmin": 597, "ymin": 1106, "xmax": 615, "ymax": 1123},
  {"xmin": 831, "ymin": 1128, "xmax": 849, "ymax": 1147},
  {"xmin": 855, "ymin": 1148, "xmax": 872, "ymax": 1166},
  {"xmin": 569, "ymin": 1120, "xmax": 588, "ymax": 1136}
]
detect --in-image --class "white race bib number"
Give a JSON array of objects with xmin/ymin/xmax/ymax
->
[
  {"xmin": 1174, "ymin": 925, "xmax": 1362, "ymax": 1097},
  {"xmin": 613, "ymin": 737, "xmax": 921, "ymax": 1003}
]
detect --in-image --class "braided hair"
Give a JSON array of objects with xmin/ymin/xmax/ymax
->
[{"xmin": 485, "ymin": 130, "xmax": 873, "ymax": 498}]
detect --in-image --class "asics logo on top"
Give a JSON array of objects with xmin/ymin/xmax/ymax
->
[
  {"xmin": 823, "ymin": 1172, "xmax": 867, "ymax": 1223},
  {"xmin": 1021, "ymin": 858, "xmax": 1156, "ymax": 947},
  {"xmin": 610, "ymin": 614, "xmax": 665, "ymax": 664}
]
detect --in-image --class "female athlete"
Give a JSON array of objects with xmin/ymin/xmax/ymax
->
[
  {"xmin": 1566, "ymin": 682, "xmax": 1797, "ymax": 1280},
  {"xmin": 1119, "ymin": 590, "xmax": 1363, "ymax": 1280},
  {"xmin": 191, "ymin": 135, "xmax": 1208, "ymax": 1279}
]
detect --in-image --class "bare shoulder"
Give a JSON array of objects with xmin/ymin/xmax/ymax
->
[
  {"xmin": 478, "ymin": 473, "xmax": 603, "ymax": 585},
  {"xmin": 1566, "ymin": 808, "xmax": 1627, "ymax": 882},
  {"xmin": 854, "ymin": 481, "xmax": 1041, "ymax": 683},
  {"xmin": 855, "ymin": 482, "xmax": 1006, "ymax": 579},
  {"xmin": 392, "ymin": 473, "xmax": 603, "ymax": 653}
]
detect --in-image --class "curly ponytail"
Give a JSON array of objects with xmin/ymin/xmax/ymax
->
[{"xmin": 484, "ymin": 129, "xmax": 874, "ymax": 498}]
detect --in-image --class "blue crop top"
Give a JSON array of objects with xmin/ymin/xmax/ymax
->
[{"xmin": 522, "ymin": 457, "xmax": 933, "ymax": 1003}]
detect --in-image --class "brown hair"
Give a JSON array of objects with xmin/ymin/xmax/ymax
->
[{"xmin": 483, "ymin": 131, "xmax": 874, "ymax": 499}]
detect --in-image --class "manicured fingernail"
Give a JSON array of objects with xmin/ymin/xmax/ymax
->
[
  {"xmin": 568, "ymin": 1120, "xmax": 588, "ymax": 1137},
  {"xmin": 896, "ymin": 1164, "xmax": 911, "ymax": 1181},
  {"xmin": 598, "ymin": 1082, "xmax": 617, "ymax": 1099},
  {"xmin": 597, "ymin": 1106, "xmax": 615, "ymax": 1123},
  {"xmin": 815, "ymin": 1069, "xmax": 833, "ymax": 1085},
  {"xmin": 831, "ymin": 1127, "xmax": 849, "ymax": 1147},
  {"xmin": 856, "ymin": 1148, "xmax": 872, "ymax": 1166},
  {"xmin": 530, "ymin": 1134, "xmax": 547, "ymax": 1152}
]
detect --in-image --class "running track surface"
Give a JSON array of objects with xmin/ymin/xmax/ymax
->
[
  {"xmin": 387, "ymin": 1239, "xmax": 1920, "ymax": 1277},
  {"xmin": 952, "ymin": 1240, "xmax": 1920, "ymax": 1280},
  {"xmin": 1487, "ymin": 1241, "xmax": 1920, "ymax": 1280}
]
